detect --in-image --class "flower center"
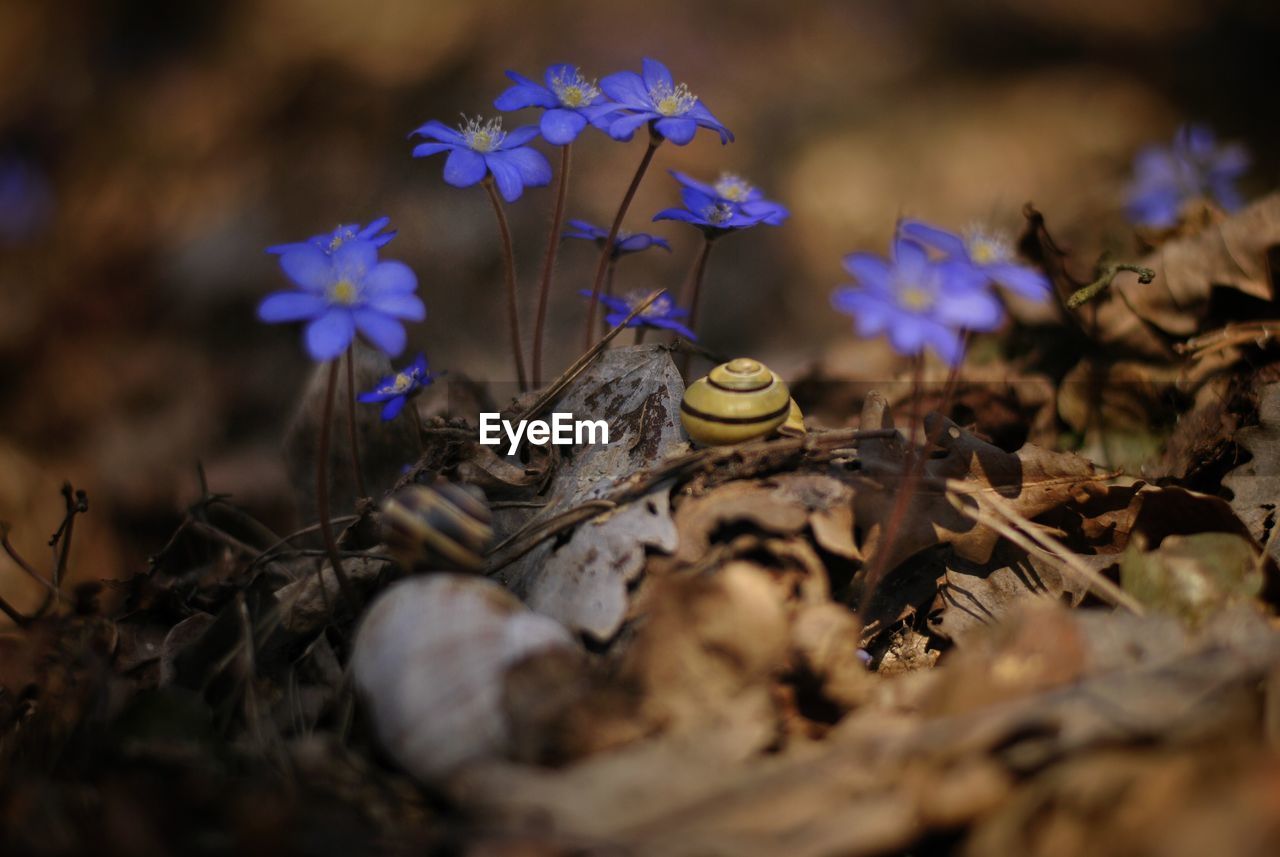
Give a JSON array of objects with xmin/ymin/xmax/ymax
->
[
  {"xmin": 459, "ymin": 115, "xmax": 506, "ymax": 153},
  {"xmin": 649, "ymin": 81, "xmax": 697, "ymax": 117},
  {"xmin": 714, "ymin": 173, "xmax": 753, "ymax": 202},
  {"xmin": 702, "ymin": 202, "xmax": 734, "ymax": 226},
  {"xmin": 964, "ymin": 228, "xmax": 1011, "ymax": 266},
  {"xmin": 551, "ymin": 69, "xmax": 599, "ymax": 109},
  {"xmin": 327, "ymin": 227, "xmax": 357, "ymax": 253},
  {"xmin": 629, "ymin": 292, "xmax": 672, "ymax": 318},
  {"xmin": 898, "ymin": 286, "xmax": 934, "ymax": 311},
  {"xmin": 329, "ymin": 280, "xmax": 359, "ymax": 305}
]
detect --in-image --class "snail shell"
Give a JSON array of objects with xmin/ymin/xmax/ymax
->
[
  {"xmin": 778, "ymin": 397, "xmax": 807, "ymax": 437},
  {"xmin": 351, "ymin": 575, "xmax": 579, "ymax": 782},
  {"xmin": 380, "ymin": 482, "xmax": 492, "ymax": 572},
  {"xmin": 680, "ymin": 358, "xmax": 793, "ymax": 445}
]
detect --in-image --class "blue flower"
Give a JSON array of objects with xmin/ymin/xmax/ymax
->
[
  {"xmin": 266, "ymin": 216, "xmax": 396, "ymax": 256},
  {"xmin": 410, "ymin": 115, "xmax": 552, "ymax": 203},
  {"xmin": 257, "ymin": 239, "xmax": 425, "ymax": 361},
  {"xmin": 653, "ymin": 184, "xmax": 770, "ymax": 234},
  {"xmin": 670, "ymin": 170, "xmax": 788, "ymax": 226},
  {"xmin": 493, "ymin": 64, "xmax": 620, "ymax": 145},
  {"xmin": 1127, "ymin": 124, "xmax": 1250, "ymax": 229},
  {"xmin": 599, "ymin": 58, "xmax": 733, "ymax": 146},
  {"xmin": 563, "ymin": 219, "xmax": 671, "ymax": 257},
  {"xmin": 898, "ymin": 220, "xmax": 1049, "ymax": 301},
  {"xmin": 577, "ymin": 289, "xmax": 696, "ymax": 340},
  {"xmin": 0, "ymin": 154, "xmax": 53, "ymax": 244},
  {"xmin": 831, "ymin": 238, "xmax": 1001, "ymax": 366},
  {"xmin": 357, "ymin": 352, "xmax": 435, "ymax": 420}
]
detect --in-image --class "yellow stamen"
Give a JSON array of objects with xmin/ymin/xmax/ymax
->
[
  {"xmin": 899, "ymin": 287, "xmax": 934, "ymax": 310},
  {"xmin": 330, "ymin": 280, "xmax": 358, "ymax": 305},
  {"xmin": 714, "ymin": 173, "xmax": 753, "ymax": 202},
  {"xmin": 649, "ymin": 81, "xmax": 697, "ymax": 117}
]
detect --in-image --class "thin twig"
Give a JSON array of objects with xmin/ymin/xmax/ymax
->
[{"xmin": 517, "ymin": 288, "xmax": 669, "ymax": 424}]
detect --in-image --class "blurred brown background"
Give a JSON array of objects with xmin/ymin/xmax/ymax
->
[{"xmin": 1, "ymin": 0, "xmax": 1277, "ymax": 611}]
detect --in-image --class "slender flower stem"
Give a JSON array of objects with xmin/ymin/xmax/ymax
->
[
  {"xmin": 482, "ymin": 177, "xmax": 528, "ymax": 392},
  {"xmin": 583, "ymin": 134, "xmax": 662, "ymax": 350},
  {"xmin": 532, "ymin": 144, "xmax": 572, "ymax": 388},
  {"xmin": 344, "ymin": 346, "xmax": 368, "ymax": 499},
  {"xmin": 679, "ymin": 235, "xmax": 716, "ymax": 335},
  {"xmin": 603, "ymin": 256, "xmax": 617, "ymax": 298},
  {"xmin": 676, "ymin": 235, "xmax": 716, "ymax": 376},
  {"xmin": 317, "ymin": 360, "xmax": 360, "ymax": 612},
  {"xmin": 857, "ymin": 354, "xmax": 928, "ymax": 629},
  {"xmin": 634, "ymin": 327, "xmax": 648, "ymax": 345},
  {"xmin": 929, "ymin": 329, "xmax": 972, "ymax": 450}
]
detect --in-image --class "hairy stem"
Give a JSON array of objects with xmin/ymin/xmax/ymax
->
[
  {"xmin": 532, "ymin": 144, "xmax": 572, "ymax": 388},
  {"xmin": 1066, "ymin": 261, "xmax": 1156, "ymax": 309},
  {"xmin": 344, "ymin": 346, "xmax": 367, "ymax": 499},
  {"xmin": 317, "ymin": 360, "xmax": 360, "ymax": 612},
  {"xmin": 483, "ymin": 178, "xmax": 528, "ymax": 392},
  {"xmin": 676, "ymin": 236, "xmax": 716, "ymax": 376},
  {"xmin": 583, "ymin": 134, "xmax": 662, "ymax": 350}
]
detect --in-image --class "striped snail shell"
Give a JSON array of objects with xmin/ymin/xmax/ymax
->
[
  {"xmin": 380, "ymin": 482, "xmax": 492, "ymax": 572},
  {"xmin": 680, "ymin": 358, "xmax": 793, "ymax": 446}
]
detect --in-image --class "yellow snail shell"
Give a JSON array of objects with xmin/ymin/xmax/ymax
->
[
  {"xmin": 380, "ymin": 482, "xmax": 492, "ymax": 573},
  {"xmin": 680, "ymin": 358, "xmax": 793, "ymax": 445}
]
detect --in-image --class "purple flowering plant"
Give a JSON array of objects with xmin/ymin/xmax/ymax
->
[
  {"xmin": 257, "ymin": 237, "xmax": 424, "ymax": 361},
  {"xmin": 410, "ymin": 116, "xmax": 551, "ymax": 202},
  {"xmin": 358, "ymin": 353, "xmax": 435, "ymax": 421},
  {"xmin": 494, "ymin": 64, "xmax": 619, "ymax": 146},
  {"xmin": 564, "ymin": 219, "xmax": 671, "ymax": 257},
  {"xmin": 831, "ymin": 237, "xmax": 1001, "ymax": 366},
  {"xmin": 1127, "ymin": 124, "xmax": 1249, "ymax": 229},
  {"xmin": 267, "ymin": 216, "xmax": 396, "ymax": 256},
  {"xmin": 576, "ymin": 290, "xmax": 696, "ymax": 340},
  {"xmin": 898, "ymin": 220, "xmax": 1049, "ymax": 301},
  {"xmin": 599, "ymin": 58, "xmax": 733, "ymax": 146}
]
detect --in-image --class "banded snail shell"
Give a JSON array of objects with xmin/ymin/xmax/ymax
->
[
  {"xmin": 380, "ymin": 482, "xmax": 492, "ymax": 573},
  {"xmin": 680, "ymin": 358, "xmax": 793, "ymax": 446}
]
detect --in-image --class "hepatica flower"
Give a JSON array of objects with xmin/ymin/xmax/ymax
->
[
  {"xmin": 267, "ymin": 216, "xmax": 396, "ymax": 256},
  {"xmin": 410, "ymin": 115, "xmax": 551, "ymax": 202},
  {"xmin": 494, "ymin": 64, "xmax": 619, "ymax": 145},
  {"xmin": 600, "ymin": 58, "xmax": 732, "ymax": 145},
  {"xmin": 899, "ymin": 220, "xmax": 1049, "ymax": 301},
  {"xmin": 358, "ymin": 352, "xmax": 435, "ymax": 420},
  {"xmin": 0, "ymin": 154, "xmax": 54, "ymax": 244},
  {"xmin": 1128, "ymin": 124, "xmax": 1250, "ymax": 229},
  {"xmin": 831, "ymin": 238, "xmax": 1000, "ymax": 365},
  {"xmin": 257, "ymin": 239, "xmax": 425, "ymax": 361},
  {"xmin": 576, "ymin": 289, "xmax": 696, "ymax": 340},
  {"xmin": 671, "ymin": 170, "xmax": 789, "ymax": 226},
  {"xmin": 564, "ymin": 219, "xmax": 670, "ymax": 257},
  {"xmin": 653, "ymin": 182, "xmax": 772, "ymax": 234}
]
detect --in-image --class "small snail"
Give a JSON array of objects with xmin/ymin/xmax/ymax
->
[
  {"xmin": 680, "ymin": 358, "xmax": 796, "ymax": 446},
  {"xmin": 380, "ymin": 482, "xmax": 492, "ymax": 572},
  {"xmin": 352, "ymin": 575, "xmax": 580, "ymax": 782}
]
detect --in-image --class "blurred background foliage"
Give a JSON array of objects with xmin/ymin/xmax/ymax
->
[{"xmin": 1, "ymin": 0, "xmax": 1277, "ymax": 611}]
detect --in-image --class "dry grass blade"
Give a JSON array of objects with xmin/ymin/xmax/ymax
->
[{"xmin": 944, "ymin": 485, "xmax": 1145, "ymax": 614}]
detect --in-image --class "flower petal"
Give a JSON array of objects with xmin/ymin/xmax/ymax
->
[
  {"xmin": 305, "ymin": 310, "xmax": 355, "ymax": 360},
  {"xmin": 934, "ymin": 287, "xmax": 1003, "ymax": 331},
  {"xmin": 501, "ymin": 125, "xmax": 541, "ymax": 148},
  {"xmin": 412, "ymin": 141, "xmax": 454, "ymax": 159},
  {"xmin": 485, "ymin": 153, "xmax": 526, "ymax": 203},
  {"xmin": 332, "ymin": 239, "xmax": 377, "ymax": 284},
  {"xmin": 607, "ymin": 112, "xmax": 654, "ymax": 141},
  {"xmin": 279, "ymin": 245, "xmax": 331, "ymax": 292},
  {"xmin": 364, "ymin": 260, "xmax": 418, "ymax": 296},
  {"xmin": 898, "ymin": 221, "xmax": 967, "ymax": 258},
  {"xmin": 502, "ymin": 147, "xmax": 552, "ymax": 187},
  {"xmin": 641, "ymin": 58, "xmax": 674, "ymax": 92},
  {"xmin": 443, "ymin": 147, "xmax": 487, "ymax": 188},
  {"xmin": 540, "ymin": 108, "xmax": 588, "ymax": 145},
  {"xmin": 353, "ymin": 309, "xmax": 407, "ymax": 356},
  {"xmin": 841, "ymin": 253, "xmax": 892, "ymax": 292},
  {"xmin": 368, "ymin": 292, "xmax": 426, "ymax": 321},
  {"xmin": 410, "ymin": 120, "xmax": 464, "ymax": 144},
  {"xmin": 985, "ymin": 262, "xmax": 1050, "ymax": 301},
  {"xmin": 892, "ymin": 237, "xmax": 930, "ymax": 280},
  {"xmin": 257, "ymin": 291, "xmax": 327, "ymax": 323},
  {"xmin": 652, "ymin": 206, "xmax": 700, "ymax": 224},
  {"xmin": 921, "ymin": 322, "xmax": 964, "ymax": 366},
  {"xmin": 494, "ymin": 81, "xmax": 556, "ymax": 111},
  {"xmin": 654, "ymin": 117, "xmax": 696, "ymax": 145},
  {"xmin": 381, "ymin": 395, "xmax": 408, "ymax": 421},
  {"xmin": 599, "ymin": 71, "xmax": 651, "ymax": 108}
]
